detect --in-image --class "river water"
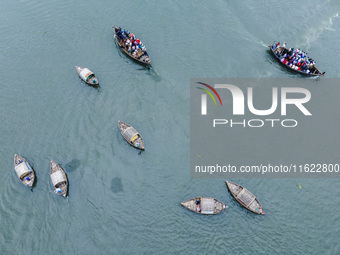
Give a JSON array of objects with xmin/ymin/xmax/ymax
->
[{"xmin": 1, "ymin": 0, "xmax": 340, "ymax": 254}]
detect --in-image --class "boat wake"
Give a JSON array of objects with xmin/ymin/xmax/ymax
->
[
  {"xmin": 146, "ymin": 66, "xmax": 174, "ymax": 86},
  {"xmin": 229, "ymin": 27, "xmax": 268, "ymax": 48},
  {"xmin": 304, "ymin": 12, "xmax": 339, "ymax": 48}
]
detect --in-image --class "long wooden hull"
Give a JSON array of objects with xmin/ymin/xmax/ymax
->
[
  {"xmin": 113, "ymin": 26, "xmax": 151, "ymax": 65},
  {"xmin": 14, "ymin": 154, "xmax": 35, "ymax": 187},
  {"xmin": 269, "ymin": 45, "xmax": 324, "ymax": 77},
  {"xmin": 225, "ymin": 181, "xmax": 265, "ymax": 215},
  {"xmin": 118, "ymin": 120, "xmax": 145, "ymax": 150},
  {"xmin": 50, "ymin": 160, "xmax": 68, "ymax": 197},
  {"xmin": 181, "ymin": 197, "xmax": 227, "ymax": 215}
]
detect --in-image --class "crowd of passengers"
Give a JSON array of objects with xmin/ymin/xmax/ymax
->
[
  {"xmin": 272, "ymin": 42, "xmax": 319, "ymax": 74},
  {"xmin": 115, "ymin": 27, "xmax": 148, "ymax": 58}
]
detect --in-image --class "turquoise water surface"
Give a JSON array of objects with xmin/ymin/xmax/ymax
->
[{"xmin": 1, "ymin": 0, "xmax": 340, "ymax": 254}]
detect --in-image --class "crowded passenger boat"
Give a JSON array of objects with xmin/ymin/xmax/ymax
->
[
  {"xmin": 113, "ymin": 26, "xmax": 151, "ymax": 65},
  {"xmin": 269, "ymin": 42, "xmax": 325, "ymax": 76}
]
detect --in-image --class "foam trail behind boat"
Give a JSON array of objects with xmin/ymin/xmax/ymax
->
[{"xmin": 304, "ymin": 12, "xmax": 339, "ymax": 48}]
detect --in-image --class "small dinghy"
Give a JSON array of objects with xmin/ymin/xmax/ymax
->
[
  {"xmin": 118, "ymin": 120, "xmax": 145, "ymax": 150},
  {"xmin": 113, "ymin": 26, "xmax": 151, "ymax": 65},
  {"xmin": 50, "ymin": 160, "xmax": 68, "ymax": 197},
  {"xmin": 181, "ymin": 197, "xmax": 227, "ymax": 215},
  {"xmin": 269, "ymin": 43, "xmax": 325, "ymax": 76},
  {"xmin": 14, "ymin": 154, "xmax": 35, "ymax": 187},
  {"xmin": 225, "ymin": 181, "xmax": 265, "ymax": 215},
  {"xmin": 75, "ymin": 66, "xmax": 99, "ymax": 85}
]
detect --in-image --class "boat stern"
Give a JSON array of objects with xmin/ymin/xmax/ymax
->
[
  {"xmin": 87, "ymin": 76, "xmax": 99, "ymax": 86},
  {"xmin": 23, "ymin": 175, "xmax": 35, "ymax": 187},
  {"xmin": 140, "ymin": 55, "xmax": 151, "ymax": 65},
  {"xmin": 54, "ymin": 187, "xmax": 67, "ymax": 197},
  {"xmin": 134, "ymin": 139, "xmax": 145, "ymax": 150}
]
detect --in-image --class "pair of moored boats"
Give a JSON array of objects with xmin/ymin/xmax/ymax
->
[
  {"xmin": 14, "ymin": 154, "xmax": 68, "ymax": 197},
  {"xmin": 75, "ymin": 26, "xmax": 151, "ymax": 86},
  {"xmin": 181, "ymin": 181, "xmax": 265, "ymax": 215}
]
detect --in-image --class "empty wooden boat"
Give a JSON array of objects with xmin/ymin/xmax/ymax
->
[
  {"xmin": 113, "ymin": 26, "xmax": 151, "ymax": 65},
  {"xmin": 50, "ymin": 160, "xmax": 68, "ymax": 197},
  {"xmin": 14, "ymin": 154, "xmax": 35, "ymax": 187},
  {"xmin": 75, "ymin": 66, "xmax": 99, "ymax": 85},
  {"xmin": 225, "ymin": 181, "xmax": 265, "ymax": 215},
  {"xmin": 181, "ymin": 197, "xmax": 227, "ymax": 215},
  {"xmin": 118, "ymin": 120, "xmax": 145, "ymax": 150}
]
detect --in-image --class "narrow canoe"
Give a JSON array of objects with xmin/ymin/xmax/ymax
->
[
  {"xmin": 269, "ymin": 44, "xmax": 325, "ymax": 77},
  {"xmin": 14, "ymin": 154, "xmax": 35, "ymax": 187},
  {"xmin": 181, "ymin": 197, "xmax": 227, "ymax": 215},
  {"xmin": 118, "ymin": 120, "xmax": 145, "ymax": 150},
  {"xmin": 50, "ymin": 160, "xmax": 68, "ymax": 197},
  {"xmin": 113, "ymin": 26, "xmax": 151, "ymax": 65},
  {"xmin": 75, "ymin": 66, "xmax": 99, "ymax": 85},
  {"xmin": 225, "ymin": 181, "xmax": 265, "ymax": 215}
]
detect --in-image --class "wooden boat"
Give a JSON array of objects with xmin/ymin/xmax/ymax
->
[
  {"xmin": 50, "ymin": 160, "xmax": 68, "ymax": 197},
  {"xmin": 113, "ymin": 26, "xmax": 151, "ymax": 65},
  {"xmin": 14, "ymin": 154, "xmax": 35, "ymax": 187},
  {"xmin": 269, "ymin": 44, "xmax": 325, "ymax": 77},
  {"xmin": 181, "ymin": 197, "xmax": 227, "ymax": 215},
  {"xmin": 118, "ymin": 120, "xmax": 145, "ymax": 150},
  {"xmin": 225, "ymin": 181, "xmax": 265, "ymax": 215},
  {"xmin": 75, "ymin": 66, "xmax": 99, "ymax": 85}
]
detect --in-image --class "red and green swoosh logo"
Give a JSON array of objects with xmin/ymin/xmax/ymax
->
[{"xmin": 196, "ymin": 82, "xmax": 222, "ymax": 106}]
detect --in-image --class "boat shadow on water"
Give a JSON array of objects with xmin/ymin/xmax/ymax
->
[
  {"xmin": 146, "ymin": 66, "xmax": 162, "ymax": 83},
  {"xmin": 26, "ymin": 161, "xmax": 38, "ymax": 191},
  {"xmin": 27, "ymin": 168, "xmax": 37, "ymax": 192},
  {"xmin": 111, "ymin": 177, "xmax": 123, "ymax": 193},
  {"xmin": 65, "ymin": 159, "xmax": 81, "ymax": 173},
  {"xmin": 30, "ymin": 174, "xmax": 37, "ymax": 191}
]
